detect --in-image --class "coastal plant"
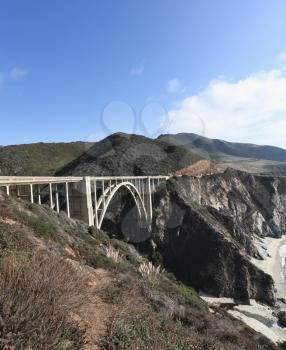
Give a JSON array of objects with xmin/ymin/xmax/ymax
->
[
  {"xmin": 105, "ymin": 244, "xmax": 121, "ymax": 263},
  {"xmin": 138, "ymin": 261, "xmax": 164, "ymax": 283}
]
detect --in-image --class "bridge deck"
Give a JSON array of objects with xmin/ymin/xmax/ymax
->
[
  {"xmin": 0, "ymin": 176, "xmax": 83, "ymax": 186},
  {"xmin": 0, "ymin": 175, "xmax": 169, "ymax": 186}
]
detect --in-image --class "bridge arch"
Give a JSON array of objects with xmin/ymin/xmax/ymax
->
[{"xmin": 95, "ymin": 181, "xmax": 148, "ymax": 230}]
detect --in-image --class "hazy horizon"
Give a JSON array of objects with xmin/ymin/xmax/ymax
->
[{"xmin": 1, "ymin": 130, "xmax": 286, "ymax": 151}]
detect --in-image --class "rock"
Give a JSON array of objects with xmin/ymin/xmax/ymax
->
[
  {"xmin": 278, "ymin": 311, "xmax": 286, "ymax": 327},
  {"xmin": 151, "ymin": 170, "xmax": 284, "ymax": 305}
]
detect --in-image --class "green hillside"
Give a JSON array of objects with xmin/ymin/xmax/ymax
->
[
  {"xmin": 57, "ymin": 133, "xmax": 202, "ymax": 176},
  {"xmin": 0, "ymin": 142, "xmax": 94, "ymax": 176}
]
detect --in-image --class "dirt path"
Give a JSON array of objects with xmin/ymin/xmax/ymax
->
[{"xmin": 72, "ymin": 267, "xmax": 116, "ymax": 349}]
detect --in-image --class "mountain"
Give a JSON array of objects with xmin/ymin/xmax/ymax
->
[
  {"xmin": 2, "ymin": 133, "xmax": 286, "ymax": 177},
  {"xmin": 0, "ymin": 141, "xmax": 94, "ymax": 176},
  {"xmin": 158, "ymin": 133, "xmax": 286, "ymax": 175},
  {"xmin": 57, "ymin": 133, "xmax": 202, "ymax": 176}
]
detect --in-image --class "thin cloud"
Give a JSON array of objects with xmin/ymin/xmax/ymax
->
[
  {"xmin": 278, "ymin": 52, "xmax": 286, "ymax": 62},
  {"xmin": 8, "ymin": 67, "xmax": 28, "ymax": 80},
  {"xmin": 167, "ymin": 78, "xmax": 185, "ymax": 94},
  {"xmin": 165, "ymin": 70, "xmax": 286, "ymax": 149},
  {"xmin": 0, "ymin": 67, "xmax": 28, "ymax": 87},
  {"xmin": 129, "ymin": 63, "xmax": 144, "ymax": 76}
]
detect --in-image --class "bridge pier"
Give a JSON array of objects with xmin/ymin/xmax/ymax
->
[
  {"xmin": 69, "ymin": 177, "xmax": 94, "ymax": 226},
  {"xmin": 145, "ymin": 177, "xmax": 153, "ymax": 224},
  {"xmin": 65, "ymin": 182, "xmax": 70, "ymax": 217},
  {"xmin": 30, "ymin": 184, "xmax": 34, "ymax": 203}
]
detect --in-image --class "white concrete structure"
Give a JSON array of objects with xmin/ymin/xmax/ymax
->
[{"xmin": 0, "ymin": 175, "xmax": 168, "ymax": 229}]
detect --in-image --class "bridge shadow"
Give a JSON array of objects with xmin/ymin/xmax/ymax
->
[{"xmin": 100, "ymin": 186, "xmax": 151, "ymax": 244}]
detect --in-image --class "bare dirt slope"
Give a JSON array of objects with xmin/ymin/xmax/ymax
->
[{"xmin": 170, "ymin": 159, "xmax": 219, "ymax": 176}]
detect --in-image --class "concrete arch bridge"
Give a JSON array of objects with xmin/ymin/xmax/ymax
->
[{"xmin": 0, "ymin": 176, "xmax": 168, "ymax": 229}]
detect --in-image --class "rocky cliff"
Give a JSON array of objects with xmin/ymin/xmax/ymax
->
[{"xmin": 151, "ymin": 169, "xmax": 286, "ymax": 305}]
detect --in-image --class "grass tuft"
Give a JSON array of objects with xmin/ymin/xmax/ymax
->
[{"xmin": 139, "ymin": 261, "xmax": 164, "ymax": 283}]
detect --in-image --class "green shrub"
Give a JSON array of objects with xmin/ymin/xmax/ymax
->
[
  {"xmin": 13, "ymin": 209, "xmax": 61, "ymax": 242},
  {"xmin": 87, "ymin": 253, "xmax": 120, "ymax": 270},
  {"xmin": 0, "ymin": 223, "xmax": 33, "ymax": 258},
  {"xmin": 151, "ymin": 277, "xmax": 207, "ymax": 310},
  {"xmin": 88, "ymin": 226, "xmax": 110, "ymax": 244},
  {"xmin": 96, "ymin": 283, "xmax": 124, "ymax": 304}
]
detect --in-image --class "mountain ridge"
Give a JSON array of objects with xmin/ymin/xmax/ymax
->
[
  {"xmin": 1, "ymin": 132, "xmax": 286, "ymax": 176},
  {"xmin": 158, "ymin": 132, "xmax": 286, "ymax": 175}
]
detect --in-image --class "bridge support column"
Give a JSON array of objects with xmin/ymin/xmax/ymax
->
[
  {"xmin": 69, "ymin": 177, "xmax": 93, "ymax": 226},
  {"xmin": 55, "ymin": 184, "xmax": 59, "ymax": 213},
  {"xmin": 49, "ymin": 183, "xmax": 53, "ymax": 209},
  {"xmin": 83, "ymin": 176, "xmax": 94, "ymax": 226},
  {"xmin": 144, "ymin": 177, "xmax": 153, "ymax": 225},
  {"xmin": 30, "ymin": 184, "xmax": 34, "ymax": 203},
  {"xmin": 93, "ymin": 180, "xmax": 99, "ymax": 229},
  {"xmin": 65, "ymin": 182, "xmax": 70, "ymax": 218},
  {"xmin": 37, "ymin": 185, "xmax": 41, "ymax": 205}
]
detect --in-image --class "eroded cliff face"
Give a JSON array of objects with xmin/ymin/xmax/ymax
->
[{"xmin": 152, "ymin": 169, "xmax": 286, "ymax": 305}]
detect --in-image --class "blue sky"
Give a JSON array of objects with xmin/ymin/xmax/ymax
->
[{"xmin": 1, "ymin": 0, "xmax": 286, "ymax": 147}]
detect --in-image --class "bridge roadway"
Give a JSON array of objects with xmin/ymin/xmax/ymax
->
[{"xmin": 0, "ymin": 175, "xmax": 168, "ymax": 229}]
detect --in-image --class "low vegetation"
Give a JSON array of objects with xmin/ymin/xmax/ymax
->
[
  {"xmin": 0, "ymin": 191, "xmax": 280, "ymax": 349},
  {"xmin": 105, "ymin": 245, "xmax": 121, "ymax": 263},
  {"xmin": 0, "ymin": 141, "xmax": 94, "ymax": 176},
  {"xmin": 102, "ymin": 300, "xmax": 197, "ymax": 350},
  {"xmin": 138, "ymin": 261, "xmax": 164, "ymax": 283},
  {"xmin": 0, "ymin": 252, "xmax": 86, "ymax": 349}
]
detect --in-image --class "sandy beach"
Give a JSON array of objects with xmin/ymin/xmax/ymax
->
[
  {"xmin": 252, "ymin": 235, "xmax": 286, "ymax": 300},
  {"xmin": 202, "ymin": 235, "xmax": 286, "ymax": 344}
]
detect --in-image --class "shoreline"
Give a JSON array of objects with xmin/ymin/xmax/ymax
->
[
  {"xmin": 251, "ymin": 235, "xmax": 286, "ymax": 300},
  {"xmin": 202, "ymin": 235, "xmax": 286, "ymax": 344}
]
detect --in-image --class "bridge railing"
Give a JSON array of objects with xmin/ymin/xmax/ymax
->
[{"xmin": 0, "ymin": 176, "xmax": 83, "ymax": 186}]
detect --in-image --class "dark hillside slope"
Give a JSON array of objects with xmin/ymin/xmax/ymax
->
[
  {"xmin": 0, "ymin": 141, "xmax": 93, "ymax": 176},
  {"xmin": 57, "ymin": 133, "xmax": 202, "ymax": 176}
]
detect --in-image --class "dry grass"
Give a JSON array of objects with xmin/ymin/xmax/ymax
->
[
  {"xmin": 139, "ymin": 261, "xmax": 164, "ymax": 283},
  {"xmin": 0, "ymin": 251, "xmax": 87, "ymax": 349},
  {"xmin": 105, "ymin": 245, "xmax": 121, "ymax": 263}
]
